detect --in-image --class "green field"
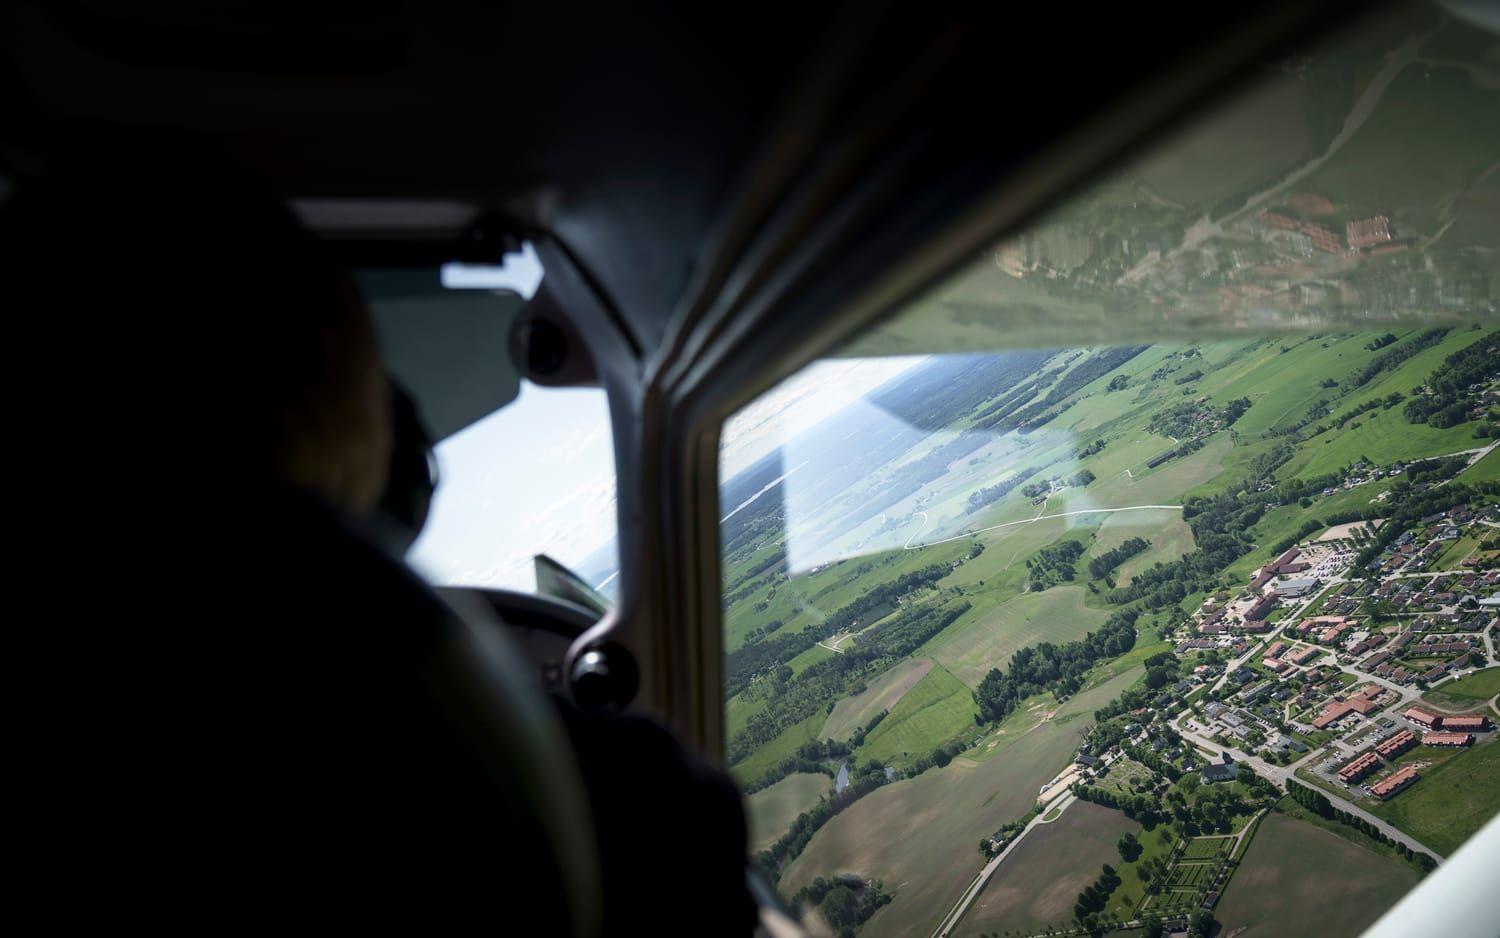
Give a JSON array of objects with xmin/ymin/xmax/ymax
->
[
  {"xmin": 1424, "ymin": 668, "xmax": 1500, "ymax": 706},
  {"xmin": 746, "ymin": 772, "xmax": 831, "ymax": 851},
  {"xmin": 782, "ymin": 669, "xmax": 1142, "ymax": 937},
  {"xmin": 923, "ymin": 586, "xmax": 1110, "ymax": 688},
  {"xmin": 859, "ymin": 663, "xmax": 978, "ymax": 765},
  {"xmin": 820, "ymin": 657, "xmax": 935, "ymax": 742},
  {"xmin": 1434, "ymin": 532, "xmax": 1484, "ymax": 570},
  {"xmin": 1371, "ymin": 737, "xmax": 1500, "ymax": 856},
  {"xmin": 723, "ymin": 539, "xmax": 969, "ymax": 651},
  {"xmin": 729, "ymin": 710, "xmax": 824, "ymax": 786},
  {"xmin": 954, "ymin": 800, "xmax": 1138, "ymax": 936},
  {"xmin": 1461, "ymin": 448, "xmax": 1498, "ymax": 483},
  {"xmin": 1088, "ymin": 508, "xmax": 1197, "ymax": 587},
  {"xmin": 1212, "ymin": 813, "xmax": 1419, "ymax": 938},
  {"xmin": 1180, "ymin": 836, "xmax": 1231, "ymax": 859}
]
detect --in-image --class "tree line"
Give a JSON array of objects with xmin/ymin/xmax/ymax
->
[
  {"xmin": 725, "ymin": 561, "xmax": 953, "ymax": 698},
  {"xmin": 1088, "ymin": 536, "xmax": 1149, "ymax": 579},
  {"xmin": 972, "ymin": 609, "xmax": 1138, "ymax": 723},
  {"xmin": 729, "ymin": 598, "xmax": 969, "ymax": 767}
]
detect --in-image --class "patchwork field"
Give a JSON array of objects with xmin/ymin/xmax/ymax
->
[
  {"xmin": 924, "ymin": 586, "xmax": 1110, "ymax": 689},
  {"xmin": 954, "ymin": 800, "xmax": 1137, "ymax": 937},
  {"xmin": 1213, "ymin": 813, "xmax": 1418, "ymax": 938},
  {"xmin": 859, "ymin": 663, "xmax": 978, "ymax": 765},
  {"xmin": 746, "ymin": 772, "xmax": 830, "ymax": 852},
  {"xmin": 782, "ymin": 667, "xmax": 1143, "ymax": 938},
  {"xmin": 821, "ymin": 657, "xmax": 935, "ymax": 742}
]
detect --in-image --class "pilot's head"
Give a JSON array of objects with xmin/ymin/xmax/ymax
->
[{"xmin": 5, "ymin": 140, "xmax": 393, "ymax": 516}]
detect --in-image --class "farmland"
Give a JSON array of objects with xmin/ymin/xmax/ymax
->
[
  {"xmin": 953, "ymin": 801, "xmax": 1136, "ymax": 936},
  {"xmin": 747, "ymin": 773, "xmax": 830, "ymax": 852},
  {"xmin": 1212, "ymin": 813, "xmax": 1419, "ymax": 938},
  {"xmin": 781, "ymin": 668, "xmax": 1142, "ymax": 937},
  {"xmin": 821, "ymin": 658, "xmax": 935, "ymax": 742},
  {"xmin": 859, "ymin": 663, "xmax": 978, "ymax": 766}
]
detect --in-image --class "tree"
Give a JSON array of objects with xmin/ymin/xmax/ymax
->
[
  {"xmin": 1190, "ymin": 910, "xmax": 1216, "ymax": 938},
  {"xmin": 1142, "ymin": 915, "xmax": 1164, "ymax": 938},
  {"xmin": 1118, "ymin": 831, "xmax": 1143, "ymax": 862},
  {"xmin": 819, "ymin": 886, "xmax": 857, "ymax": 929}
]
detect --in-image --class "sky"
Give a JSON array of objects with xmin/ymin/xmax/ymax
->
[{"xmin": 407, "ymin": 353, "xmax": 924, "ymax": 591}]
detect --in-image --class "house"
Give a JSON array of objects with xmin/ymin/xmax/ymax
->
[
  {"xmin": 1076, "ymin": 753, "xmax": 1103, "ymax": 768},
  {"xmin": 1202, "ymin": 754, "xmax": 1238, "ymax": 784},
  {"xmin": 1371, "ymin": 765, "xmax": 1419, "ymax": 799},
  {"xmin": 1229, "ymin": 667, "xmax": 1255, "ymax": 686},
  {"xmin": 1245, "ymin": 594, "xmax": 1277, "ymax": 623}
]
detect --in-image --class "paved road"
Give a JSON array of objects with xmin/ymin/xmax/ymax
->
[
  {"xmin": 1171, "ymin": 714, "xmax": 1443, "ymax": 862},
  {"xmin": 932, "ymin": 793, "xmax": 1078, "ymax": 937}
]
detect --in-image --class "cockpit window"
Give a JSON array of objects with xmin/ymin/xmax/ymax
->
[
  {"xmin": 721, "ymin": 3, "xmax": 1499, "ymax": 935},
  {"xmin": 408, "ymin": 382, "xmax": 618, "ymax": 595}
]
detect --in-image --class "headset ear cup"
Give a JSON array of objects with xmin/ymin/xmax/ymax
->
[{"xmin": 379, "ymin": 380, "xmax": 437, "ymax": 546}]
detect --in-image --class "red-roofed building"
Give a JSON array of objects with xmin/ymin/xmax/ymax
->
[
  {"xmin": 1403, "ymin": 707, "xmax": 1441, "ymax": 730},
  {"xmin": 1338, "ymin": 751, "xmax": 1380, "ymax": 782},
  {"xmin": 1346, "ymin": 215, "xmax": 1393, "ymax": 249},
  {"xmin": 1311, "ymin": 685, "xmax": 1384, "ymax": 729},
  {"xmin": 1442, "ymin": 714, "xmax": 1490, "ymax": 732},
  {"xmin": 1261, "ymin": 211, "xmax": 1299, "ymax": 231},
  {"xmin": 1423, "ymin": 732, "xmax": 1473, "ymax": 747},
  {"xmin": 1300, "ymin": 221, "xmax": 1342, "ymax": 253},
  {"xmin": 1372, "ymin": 765, "xmax": 1419, "ymax": 799},
  {"xmin": 1375, "ymin": 729, "xmax": 1416, "ymax": 759},
  {"xmin": 1287, "ymin": 645, "xmax": 1319, "ymax": 665}
]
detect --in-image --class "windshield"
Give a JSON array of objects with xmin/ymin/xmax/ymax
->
[
  {"xmin": 722, "ymin": 4, "xmax": 1499, "ymax": 936},
  {"xmin": 407, "ymin": 381, "xmax": 619, "ymax": 595}
]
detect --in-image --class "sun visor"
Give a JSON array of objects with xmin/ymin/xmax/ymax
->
[{"xmin": 357, "ymin": 268, "xmax": 523, "ymax": 442}]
